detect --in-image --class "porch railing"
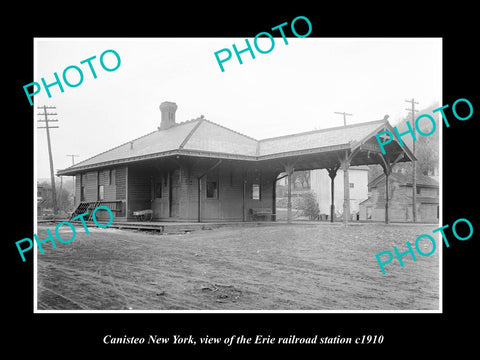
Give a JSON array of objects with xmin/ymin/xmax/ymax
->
[{"xmin": 70, "ymin": 200, "xmax": 125, "ymax": 220}]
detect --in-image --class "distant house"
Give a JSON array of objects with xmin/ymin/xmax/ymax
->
[
  {"xmin": 57, "ymin": 101, "xmax": 415, "ymax": 223},
  {"xmin": 310, "ymin": 166, "xmax": 369, "ymax": 220},
  {"xmin": 359, "ymin": 170, "xmax": 439, "ymax": 222}
]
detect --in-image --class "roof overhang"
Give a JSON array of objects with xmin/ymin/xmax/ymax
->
[
  {"xmin": 56, "ymin": 149, "xmax": 260, "ymax": 176},
  {"xmin": 56, "ymin": 120, "xmax": 416, "ymax": 176},
  {"xmin": 354, "ymin": 121, "xmax": 416, "ymax": 162}
]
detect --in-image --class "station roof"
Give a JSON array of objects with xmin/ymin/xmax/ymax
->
[
  {"xmin": 57, "ymin": 116, "xmax": 414, "ymax": 175},
  {"xmin": 369, "ymin": 172, "xmax": 439, "ymax": 189}
]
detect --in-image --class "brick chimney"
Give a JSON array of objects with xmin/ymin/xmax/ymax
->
[{"xmin": 159, "ymin": 101, "xmax": 178, "ymax": 130}]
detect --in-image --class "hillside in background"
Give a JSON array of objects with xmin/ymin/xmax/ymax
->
[
  {"xmin": 38, "ymin": 177, "xmax": 74, "ymax": 192},
  {"xmin": 368, "ymin": 102, "xmax": 440, "ymax": 183},
  {"xmin": 37, "ymin": 177, "xmax": 75, "ymax": 213}
]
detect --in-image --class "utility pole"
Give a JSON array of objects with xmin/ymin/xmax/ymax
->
[
  {"xmin": 66, "ymin": 154, "xmax": 79, "ymax": 166},
  {"xmin": 56, "ymin": 169, "xmax": 63, "ymax": 213},
  {"xmin": 38, "ymin": 105, "xmax": 59, "ymax": 215},
  {"xmin": 334, "ymin": 111, "xmax": 353, "ymax": 127},
  {"xmin": 405, "ymin": 98, "xmax": 419, "ymax": 222},
  {"xmin": 66, "ymin": 154, "xmax": 79, "ymax": 207},
  {"xmin": 334, "ymin": 112, "xmax": 353, "ymax": 224}
]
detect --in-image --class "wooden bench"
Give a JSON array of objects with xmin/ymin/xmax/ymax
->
[
  {"xmin": 133, "ymin": 209, "xmax": 153, "ymax": 221},
  {"xmin": 250, "ymin": 208, "xmax": 275, "ymax": 221}
]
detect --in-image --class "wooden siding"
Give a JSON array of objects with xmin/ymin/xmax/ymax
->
[
  {"xmin": 417, "ymin": 187, "xmax": 438, "ymax": 197},
  {"xmin": 74, "ymin": 174, "xmax": 81, "ymax": 207},
  {"xmin": 419, "ymin": 203, "xmax": 438, "ymax": 222},
  {"xmin": 180, "ymin": 165, "xmax": 203, "ymax": 221},
  {"xmin": 85, "ymin": 171, "xmax": 98, "ymax": 202},
  {"xmin": 217, "ymin": 167, "xmax": 244, "ymax": 220},
  {"xmin": 178, "ymin": 166, "xmax": 191, "ymax": 220},
  {"xmin": 177, "ymin": 162, "xmax": 277, "ymax": 221},
  {"xmin": 116, "ymin": 166, "xmax": 127, "ymax": 200},
  {"xmin": 72, "ymin": 160, "xmax": 279, "ymax": 222},
  {"xmin": 73, "ymin": 167, "xmax": 126, "ymax": 218},
  {"xmin": 171, "ymin": 169, "xmax": 181, "ymax": 218},
  {"xmin": 244, "ymin": 176, "xmax": 275, "ymax": 221},
  {"xmin": 127, "ymin": 166, "xmax": 151, "ymax": 220},
  {"xmin": 150, "ymin": 168, "xmax": 179, "ymax": 221},
  {"xmin": 360, "ymin": 177, "xmax": 438, "ymax": 222},
  {"xmin": 97, "ymin": 169, "xmax": 116, "ymax": 201},
  {"xmin": 91, "ymin": 201, "xmax": 125, "ymax": 220}
]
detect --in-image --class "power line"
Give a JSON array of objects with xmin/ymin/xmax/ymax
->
[
  {"xmin": 66, "ymin": 154, "xmax": 79, "ymax": 166},
  {"xmin": 334, "ymin": 111, "xmax": 353, "ymax": 127},
  {"xmin": 56, "ymin": 169, "xmax": 63, "ymax": 213},
  {"xmin": 38, "ymin": 105, "xmax": 59, "ymax": 215},
  {"xmin": 66, "ymin": 154, "xmax": 79, "ymax": 204},
  {"xmin": 405, "ymin": 98, "xmax": 419, "ymax": 223}
]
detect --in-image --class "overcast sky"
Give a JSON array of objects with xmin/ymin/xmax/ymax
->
[{"xmin": 34, "ymin": 37, "xmax": 441, "ymax": 179}]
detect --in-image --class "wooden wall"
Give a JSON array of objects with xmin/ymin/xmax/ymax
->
[
  {"xmin": 74, "ymin": 166, "xmax": 127, "ymax": 218},
  {"xmin": 360, "ymin": 178, "xmax": 439, "ymax": 222},
  {"xmin": 126, "ymin": 165, "xmax": 151, "ymax": 220},
  {"xmin": 178, "ymin": 161, "xmax": 277, "ymax": 222},
  {"xmin": 116, "ymin": 167, "xmax": 127, "ymax": 200},
  {"xmin": 85, "ymin": 172, "xmax": 98, "ymax": 201},
  {"xmin": 73, "ymin": 158, "xmax": 279, "ymax": 222},
  {"xmin": 74, "ymin": 174, "xmax": 81, "ymax": 207}
]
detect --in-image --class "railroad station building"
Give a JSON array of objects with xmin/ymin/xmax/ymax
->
[{"xmin": 57, "ymin": 101, "xmax": 415, "ymax": 223}]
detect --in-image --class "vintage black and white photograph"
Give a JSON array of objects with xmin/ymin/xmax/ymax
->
[{"xmin": 33, "ymin": 37, "xmax": 442, "ymax": 312}]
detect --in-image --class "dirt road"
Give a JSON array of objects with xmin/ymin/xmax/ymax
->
[{"xmin": 36, "ymin": 222, "xmax": 439, "ymax": 311}]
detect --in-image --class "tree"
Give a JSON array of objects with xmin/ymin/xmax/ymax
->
[
  {"xmin": 369, "ymin": 102, "xmax": 440, "ymax": 179},
  {"xmin": 368, "ymin": 164, "xmax": 384, "ymax": 183},
  {"xmin": 38, "ymin": 181, "xmax": 73, "ymax": 213},
  {"xmin": 298, "ymin": 191, "xmax": 320, "ymax": 220},
  {"xmin": 414, "ymin": 127, "xmax": 439, "ymax": 176},
  {"xmin": 291, "ymin": 170, "xmax": 310, "ymax": 189}
]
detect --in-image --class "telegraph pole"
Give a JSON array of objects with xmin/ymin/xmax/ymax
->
[
  {"xmin": 67, "ymin": 154, "xmax": 79, "ymax": 206},
  {"xmin": 38, "ymin": 105, "xmax": 59, "ymax": 215},
  {"xmin": 334, "ymin": 112, "xmax": 353, "ymax": 224},
  {"xmin": 56, "ymin": 169, "xmax": 63, "ymax": 213},
  {"xmin": 66, "ymin": 154, "xmax": 79, "ymax": 166},
  {"xmin": 334, "ymin": 111, "xmax": 353, "ymax": 127},
  {"xmin": 405, "ymin": 98, "xmax": 419, "ymax": 222}
]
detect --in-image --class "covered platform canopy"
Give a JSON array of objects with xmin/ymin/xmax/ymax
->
[{"xmin": 256, "ymin": 117, "xmax": 415, "ymax": 224}]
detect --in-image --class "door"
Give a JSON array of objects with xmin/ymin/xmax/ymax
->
[
  {"xmin": 169, "ymin": 170, "xmax": 180, "ymax": 218},
  {"xmin": 151, "ymin": 173, "xmax": 168, "ymax": 219}
]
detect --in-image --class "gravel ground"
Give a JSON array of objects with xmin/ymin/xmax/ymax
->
[{"xmin": 36, "ymin": 222, "xmax": 439, "ymax": 311}]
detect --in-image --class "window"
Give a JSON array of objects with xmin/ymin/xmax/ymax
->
[
  {"xmin": 206, "ymin": 179, "xmax": 218, "ymax": 199},
  {"xmin": 155, "ymin": 182, "xmax": 162, "ymax": 198},
  {"xmin": 98, "ymin": 185, "xmax": 104, "ymax": 200},
  {"xmin": 416, "ymin": 187, "xmax": 421, "ymax": 195},
  {"xmin": 252, "ymin": 184, "xmax": 261, "ymax": 200},
  {"xmin": 349, "ymin": 182, "xmax": 355, "ymax": 188},
  {"xmin": 109, "ymin": 169, "xmax": 115, "ymax": 186},
  {"xmin": 81, "ymin": 186, "xmax": 86, "ymax": 201}
]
